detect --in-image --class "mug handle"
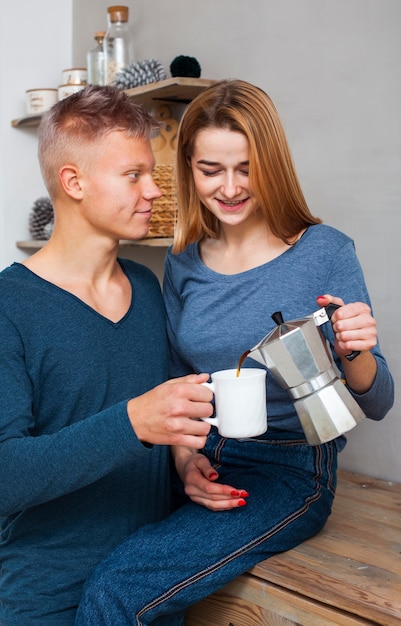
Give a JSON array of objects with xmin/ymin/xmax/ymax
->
[
  {"xmin": 201, "ymin": 416, "xmax": 219, "ymax": 427},
  {"xmin": 200, "ymin": 382, "xmax": 218, "ymax": 427}
]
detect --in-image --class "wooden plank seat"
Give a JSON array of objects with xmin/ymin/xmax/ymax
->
[{"xmin": 185, "ymin": 470, "xmax": 401, "ymax": 625}]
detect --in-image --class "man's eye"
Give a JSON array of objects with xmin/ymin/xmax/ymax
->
[{"xmin": 128, "ymin": 172, "xmax": 140, "ymax": 181}]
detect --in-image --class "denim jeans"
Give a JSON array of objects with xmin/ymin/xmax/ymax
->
[{"xmin": 75, "ymin": 429, "xmax": 337, "ymax": 626}]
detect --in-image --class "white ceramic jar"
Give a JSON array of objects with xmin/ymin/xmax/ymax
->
[
  {"xmin": 61, "ymin": 68, "xmax": 88, "ymax": 85},
  {"xmin": 25, "ymin": 88, "xmax": 58, "ymax": 115},
  {"xmin": 57, "ymin": 84, "xmax": 86, "ymax": 101}
]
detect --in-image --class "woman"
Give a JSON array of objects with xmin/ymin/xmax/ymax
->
[{"xmin": 75, "ymin": 80, "xmax": 394, "ymax": 626}]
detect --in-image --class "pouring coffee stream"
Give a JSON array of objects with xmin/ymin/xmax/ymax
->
[
  {"xmin": 235, "ymin": 304, "xmax": 365, "ymax": 445},
  {"xmin": 236, "ymin": 350, "xmax": 250, "ymax": 377}
]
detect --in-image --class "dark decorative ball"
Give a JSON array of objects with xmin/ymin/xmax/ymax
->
[
  {"xmin": 170, "ymin": 55, "xmax": 201, "ymax": 78},
  {"xmin": 28, "ymin": 197, "xmax": 54, "ymax": 240}
]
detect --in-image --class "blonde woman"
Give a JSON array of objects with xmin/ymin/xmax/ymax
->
[{"xmin": 76, "ymin": 80, "xmax": 393, "ymax": 626}]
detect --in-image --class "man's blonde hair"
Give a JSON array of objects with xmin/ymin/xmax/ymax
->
[{"xmin": 38, "ymin": 85, "xmax": 160, "ymax": 200}]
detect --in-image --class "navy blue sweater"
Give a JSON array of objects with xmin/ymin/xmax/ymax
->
[{"xmin": 0, "ymin": 259, "xmax": 170, "ymax": 624}]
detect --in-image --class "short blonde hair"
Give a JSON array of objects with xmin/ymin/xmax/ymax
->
[
  {"xmin": 173, "ymin": 79, "xmax": 321, "ymax": 253},
  {"xmin": 38, "ymin": 85, "xmax": 160, "ymax": 200}
]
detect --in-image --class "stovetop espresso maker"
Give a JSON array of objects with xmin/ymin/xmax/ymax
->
[{"xmin": 246, "ymin": 304, "xmax": 366, "ymax": 445}]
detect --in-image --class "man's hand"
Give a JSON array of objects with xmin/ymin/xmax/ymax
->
[{"xmin": 127, "ymin": 374, "xmax": 213, "ymax": 448}]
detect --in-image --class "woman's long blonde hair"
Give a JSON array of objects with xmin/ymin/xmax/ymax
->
[{"xmin": 173, "ymin": 79, "xmax": 321, "ymax": 253}]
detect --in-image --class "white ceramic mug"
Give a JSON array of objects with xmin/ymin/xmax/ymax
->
[{"xmin": 202, "ymin": 368, "xmax": 267, "ymax": 438}]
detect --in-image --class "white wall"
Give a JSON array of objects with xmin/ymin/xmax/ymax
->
[
  {"xmin": 0, "ymin": 0, "xmax": 73, "ymax": 268},
  {"xmin": 1, "ymin": 0, "xmax": 399, "ymax": 481}
]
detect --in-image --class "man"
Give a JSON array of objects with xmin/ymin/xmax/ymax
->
[{"xmin": 0, "ymin": 85, "xmax": 213, "ymax": 625}]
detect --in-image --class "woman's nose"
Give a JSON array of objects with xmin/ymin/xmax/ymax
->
[{"xmin": 221, "ymin": 173, "xmax": 241, "ymax": 198}]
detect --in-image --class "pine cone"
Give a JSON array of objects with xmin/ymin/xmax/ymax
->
[
  {"xmin": 113, "ymin": 59, "xmax": 167, "ymax": 89},
  {"xmin": 28, "ymin": 197, "xmax": 54, "ymax": 240}
]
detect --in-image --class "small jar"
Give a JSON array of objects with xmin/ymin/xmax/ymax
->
[
  {"xmin": 87, "ymin": 32, "xmax": 106, "ymax": 85},
  {"xmin": 61, "ymin": 68, "xmax": 87, "ymax": 85},
  {"xmin": 26, "ymin": 88, "xmax": 58, "ymax": 115},
  {"xmin": 57, "ymin": 84, "xmax": 85, "ymax": 101}
]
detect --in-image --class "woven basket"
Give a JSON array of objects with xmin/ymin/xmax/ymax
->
[{"xmin": 147, "ymin": 163, "xmax": 176, "ymax": 238}]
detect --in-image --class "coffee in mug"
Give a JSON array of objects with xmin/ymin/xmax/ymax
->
[{"xmin": 202, "ymin": 368, "xmax": 267, "ymax": 438}]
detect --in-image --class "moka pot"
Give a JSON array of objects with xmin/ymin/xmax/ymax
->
[{"xmin": 248, "ymin": 304, "xmax": 366, "ymax": 445}]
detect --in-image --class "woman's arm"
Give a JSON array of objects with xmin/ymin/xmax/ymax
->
[{"xmin": 316, "ymin": 294, "xmax": 394, "ymax": 418}]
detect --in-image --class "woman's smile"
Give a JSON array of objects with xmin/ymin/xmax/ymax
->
[{"xmin": 216, "ymin": 197, "xmax": 249, "ymax": 211}]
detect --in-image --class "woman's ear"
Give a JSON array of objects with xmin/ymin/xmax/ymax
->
[{"xmin": 59, "ymin": 165, "xmax": 83, "ymax": 199}]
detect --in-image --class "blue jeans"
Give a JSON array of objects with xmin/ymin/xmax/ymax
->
[{"xmin": 75, "ymin": 429, "xmax": 337, "ymax": 626}]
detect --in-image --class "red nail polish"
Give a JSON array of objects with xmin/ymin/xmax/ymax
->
[
  {"xmin": 209, "ymin": 472, "xmax": 218, "ymax": 480},
  {"xmin": 240, "ymin": 490, "xmax": 249, "ymax": 498},
  {"xmin": 237, "ymin": 499, "xmax": 247, "ymax": 507},
  {"xmin": 231, "ymin": 490, "xmax": 240, "ymax": 497}
]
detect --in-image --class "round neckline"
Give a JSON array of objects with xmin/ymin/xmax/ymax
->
[{"xmin": 191, "ymin": 227, "xmax": 311, "ymax": 280}]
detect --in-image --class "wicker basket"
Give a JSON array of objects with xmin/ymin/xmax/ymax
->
[
  {"xmin": 147, "ymin": 163, "xmax": 176, "ymax": 238},
  {"xmin": 147, "ymin": 105, "xmax": 178, "ymax": 238}
]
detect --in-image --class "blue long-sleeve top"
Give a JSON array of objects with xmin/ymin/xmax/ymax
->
[
  {"xmin": 163, "ymin": 224, "xmax": 394, "ymax": 449},
  {"xmin": 0, "ymin": 258, "xmax": 170, "ymax": 624}
]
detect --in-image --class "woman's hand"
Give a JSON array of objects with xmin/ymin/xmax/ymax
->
[
  {"xmin": 316, "ymin": 294, "xmax": 377, "ymax": 357},
  {"xmin": 172, "ymin": 446, "xmax": 249, "ymax": 511},
  {"xmin": 316, "ymin": 294, "xmax": 377, "ymax": 393}
]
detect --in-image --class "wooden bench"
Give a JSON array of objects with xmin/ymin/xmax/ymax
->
[{"xmin": 185, "ymin": 470, "xmax": 401, "ymax": 625}]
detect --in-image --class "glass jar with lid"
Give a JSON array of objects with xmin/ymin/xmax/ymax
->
[
  {"xmin": 104, "ymin": 6, "xmax": 135, "ymax": 85},
  {"xmin": 87, "ymin": 31, "xmax": 106, "ymax": 85}
]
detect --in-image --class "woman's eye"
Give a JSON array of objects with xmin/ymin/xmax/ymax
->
[
  {"xmin": 128, "ymin": 172, "xmax": 140, "ymax": 181},
  {"xmin": 200, "ymin": 168, "xmax": 249, "ymax": 177},
  {"xmin": 202, "ymin": 170, "xmax": 219, "ymax": 177}
]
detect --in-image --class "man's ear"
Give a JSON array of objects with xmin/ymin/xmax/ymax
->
[{"xmin": 59, "ymin": 165, "xmax": 83, "ymax": 199}]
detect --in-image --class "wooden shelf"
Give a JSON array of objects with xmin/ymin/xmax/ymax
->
[
  {"xmin": 11, "ymin": 114, "xmax": 42, "ymax": 128},
  {"xmin": 11, "ymin": 77, "xmax": 216, "ymax": 127},
  {"xmin": 16, "ymin": 238, "xmax": 173, "ymax": 250},
  {"xmin": 125, "ymin": 76, "xmax": 215, "ymax": 107}
]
